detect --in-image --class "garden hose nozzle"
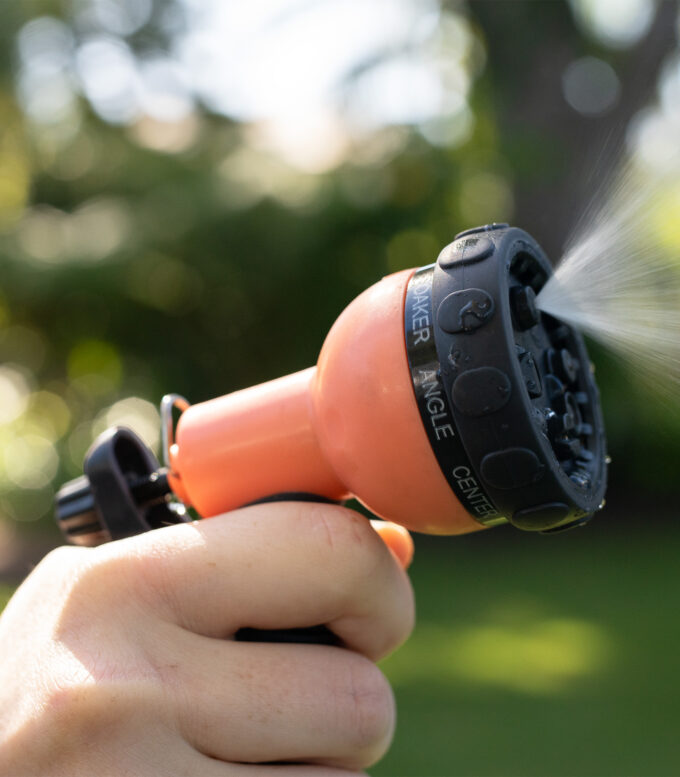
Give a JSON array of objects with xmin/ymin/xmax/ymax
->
[{"xmin": 56, "ymin": 224, "xmax": 608, "ymax": 545}]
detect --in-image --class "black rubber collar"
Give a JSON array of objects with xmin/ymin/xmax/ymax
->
[{"xmin": 405, "ymin": 225, "xmax": 607, "ymax": 533}]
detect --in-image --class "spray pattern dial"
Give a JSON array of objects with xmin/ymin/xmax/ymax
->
[{"xmin": 405, "ymin": 224, "xmax": 608, "ymax": 532}]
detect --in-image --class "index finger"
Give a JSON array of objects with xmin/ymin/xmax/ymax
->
[{"xmin": 106, "ymin": 502, "xmax": 415, "ymax": 661}]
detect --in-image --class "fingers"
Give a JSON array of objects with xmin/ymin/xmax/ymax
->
[
  {"xmin": 109, "ymin": 502, "xmax": 415, "ymax": 661},
  {"xmin": 370, "ymin": 520, "xmax": 414, "ymax": 569},
  {"xmin": 161, "ymin": 636, "xmax": 394, "ymax": 770},
  {"xmin": 113, "ymin": 726, "xmax": 364, "ymax": 777}
]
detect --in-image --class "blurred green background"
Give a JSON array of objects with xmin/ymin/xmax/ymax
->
[{"xmin": 0, "ymin": 0, "xmax": 679, "ymax": 774}]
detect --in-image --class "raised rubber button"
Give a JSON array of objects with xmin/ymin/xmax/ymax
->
[
  {"xmin": 511, "ymin": 502, "xmax": 570, "ymax": 531},
  {"xmin": 437, "ymin": 288, "xmax": 495, "ymax": 334},
  {"xmin": 451, "ymin": 367, "xmax": 511, "ymax": 416},
  {"xmin": 438, "ymin": 236, "xmax": 494, "ymax": 269},
  {"xmin": 480, "ymin": 447, "xmax": 544, "ymax": 490},
  {"xmin": 454, "ymin": 223, "xmax": 508, "ymax": 239}
]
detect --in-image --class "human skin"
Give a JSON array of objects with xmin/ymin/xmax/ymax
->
[{"xmin": 0, "ymin": 503, "xmax": 415, "ymax": 776}]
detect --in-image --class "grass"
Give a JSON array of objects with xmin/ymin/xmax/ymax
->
[
  {"xmin": 376, "ymin": 514, "xmax": 680, "ymax": 776},
  {"xmin": 1, "ymin": 513, "xmax": 678, "ymax": 775},
  {"xmin": 0, "ymin": 584, "xmax": 14, "ymax": 612}
]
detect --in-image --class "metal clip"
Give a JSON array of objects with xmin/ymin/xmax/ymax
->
[{"xmin": 160, "ymin": 393, "xmax": 190, "ymax": 473}]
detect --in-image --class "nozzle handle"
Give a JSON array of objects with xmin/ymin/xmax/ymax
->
[
  {"xmin": 55, "ymin": 474, "xmax": 110, "ymax": 546},
  {"xmin": 55, "ymin": 426, "xmax": 188, "ymax": 547}
]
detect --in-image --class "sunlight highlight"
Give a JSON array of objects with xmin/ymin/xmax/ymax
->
[{"xmin": 383, "ymin": 603, "xmax": 612, "ymax": 696}]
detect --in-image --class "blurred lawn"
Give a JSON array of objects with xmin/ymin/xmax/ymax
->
[
  {"xmin": 1, "ymin": 513, "xmax": 679, "ymax": 776},
  {"xmin": 376, "ymin": 514, "xmax": 680, "ymax": 776},
  {"xmin": 0, "ymin": 585, "xmax": 13, "ymax": 611}
]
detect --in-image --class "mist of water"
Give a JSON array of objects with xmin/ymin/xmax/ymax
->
[{"xmin": 536, "ymin": 159, "xmax": 680, "ymax": 392}]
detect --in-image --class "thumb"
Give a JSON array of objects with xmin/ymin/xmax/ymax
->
[{"xmin": 370, "ymin": 520, "xmax": 414, "ymax": 570}]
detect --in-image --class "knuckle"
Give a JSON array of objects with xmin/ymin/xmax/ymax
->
[
  {"xmin": 36, "ymin": 545, "xmax": 88, "ymax": 583},
  {"xmin": 307, "ymin": 506, "xmax": 383, "ymax": 575},
  {"xmin": 34, "ymin": 546, "xmax": 118, "ymax": 617},
  {"xmin": 52, "ymin": 547, "xmax": 158, "ymax": 642},
  {"xmin": 41, "ymin": 544, "xmax": 85, "ymax": 567},
  {"xmin": 371, "ymin": 584, "xmax": 416, "ymax": 662},
  {"xmin": 332, "ymin": 656, "xmax": 395, "ymax": 761},
  {"xmin": 309, "ymin": 505, "xmax": 360, "ymax": 550},
  {"xmin": 393, "ymin": 581, "xmax": 416, "ymax": 649},
  {"xmin": 66, "ymin": 548, "xmax": 134, "ymax": 609},
  {"xmin": 74, "ymin": 528, "xmax": 194, "ymax": 620},
  {"xmin": 123, "ymin": 530, "xmax": 193, "ymax": 619},
  {"xmin": 43, "ymin": 680, "xmax": 102, "ymax": 725},
  {"xmin": 43, "ymin": 677, "xmax": 160, "ymax": 743}
]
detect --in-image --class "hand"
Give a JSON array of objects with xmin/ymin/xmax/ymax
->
[{"xmin": 0, "ymin": 503, "xmax": 414, "ymax": 776}]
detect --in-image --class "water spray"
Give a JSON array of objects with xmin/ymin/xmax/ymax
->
[
  {"xmin": 537, "ymin": 160, "xmax": 680, "ymax": 392},
  {"xmin": 54, "ymin": 224, "xmax": 608, "ymax": 547}
]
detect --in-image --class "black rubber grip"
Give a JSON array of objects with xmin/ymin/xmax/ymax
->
[{"xmin": 236, "ymin": 625, "xmax": 341, "ymax": 646}]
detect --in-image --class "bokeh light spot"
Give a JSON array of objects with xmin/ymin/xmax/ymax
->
[
  {"xmin": 569, "ymin": 0, "xmax": 654, "ymax": 49},
  {"xmin": 562, "ymin": 56, "xmax": 620, "ymax": 116},
  {"xmin": 0, "ymin": 367, "xmax": 32, "ymax": 425},
  {"xmin": 420, "ymin": 105, "xmax": 474, "ymax": 149},
  {"xmin": 75, "ymin": 0, "xmax": 153, "ymax": 37},
  {"xmin": 93, "ymin": 397, "xmax": 160, "ymax": 452},
  {"xmin": 68, "ymin": 197, "xmax": 131, "ymax": 260},
  {"xmin": 16, "ymin": 198, "xmax": 131, "ymax": 264},
  {"xmin": 16, "ymin": 16, "xmax": 77, "ymax": 126},
  {"xmin": 16, "ymin": 206, "xmax": 67, "ymax": 263},
  {"xmin": 27, "ymin": 391, "xmax": 72, "ymax": 441},
  {"xmin": 129, "ymin": 114, "xmax": 201, "ymax": 154},
  {"xmin": 3, "ymin": 434, "xmax": 58, "ymax": 490},
  {"xmin": 76, "ymin": 37, "xmax": 139, "ymax": 124}
]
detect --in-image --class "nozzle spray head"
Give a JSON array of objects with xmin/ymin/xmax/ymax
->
[
  {"xmin": 311, "ymin": 223, "xmax": 607, "ymax": 533},
  {"xmin": 404, "ymin": 223, "xmax": 607, "ymax": 531}
]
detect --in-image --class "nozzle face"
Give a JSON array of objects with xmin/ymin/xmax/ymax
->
[
  {"xmin": 510, "ymin": 285, "xmax": 540, "ymax": 330},
  {"xmin": 405, "ymin": 225, "xmax": 607, "ymax": 532}
]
